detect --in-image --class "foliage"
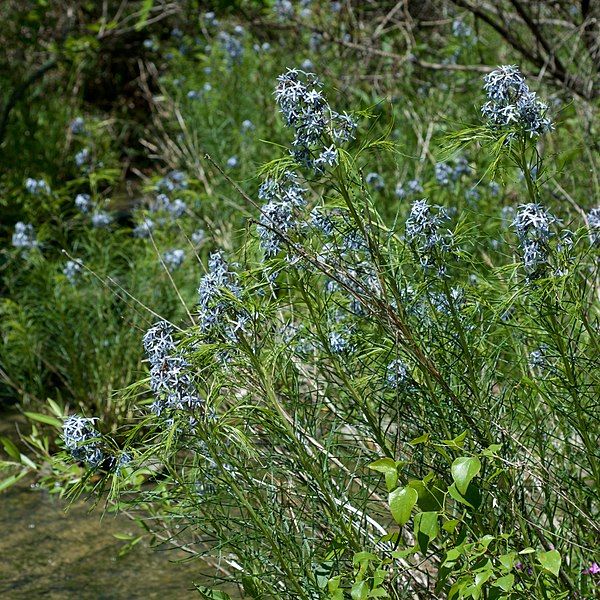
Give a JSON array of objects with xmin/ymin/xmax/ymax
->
[{"xmin": 0, "ymin": 3, "xmax": 598, "ymax": 599}]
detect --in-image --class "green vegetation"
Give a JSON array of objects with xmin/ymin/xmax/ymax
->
[{"xmin": 1, "ymin": 2, "xmax": 598, "ymax": 598}]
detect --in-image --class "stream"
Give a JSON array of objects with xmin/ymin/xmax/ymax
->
[{"xmin": 0, "ymin": 413, "xmax": 240, "ymax": 599}]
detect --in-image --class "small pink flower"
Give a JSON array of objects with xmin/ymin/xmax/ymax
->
[{"xmin": 582, "ymin": 562, "xmax": 600, "ymax": 575}]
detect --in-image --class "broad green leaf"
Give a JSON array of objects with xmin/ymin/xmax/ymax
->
[
  {"xmin": 448, "ymin": 482, "xmax": 475, "ymax": 508},
  {"xmin": 389, "ymin": 486, "xmax": 418, "ymax": 526},
  {"xmin": 328, "ymin": 576, "xmax": 341, "ymax": 592},
  {"xmin": 414, "ymin": 511, "xmax": 438, "ymax": 554},
  {"xmin": 391, "ymin": 546, "xmax": 417, "ymax": 560},
  {"xmin": 537, "ymin": 549, "xmax": 561, "ymax": 577},
  {"xmin": 24, "ymin": 412, "xmax": 62, "ymax": 428},
  {"xmin": 494, "ymin": 573, "xmax": 514, "ymax": 591},
  {"xmin": 353, "ymin": 551, "xmax": 378, "ymax": 566},
  {"xmin": 443, "ymin": 519, "xmax": 460, "ymax": 533},
  {"xmin": 368, "ymin": 458, "xmax": 398, "ymax": 491},
  {"xmin": 451, "ymin": 456, "xmax": 481, "ymax": 495},
  {"xmin": 351, "ymin": 580, "xmax": 368, "ymax": 600},
  {"xmin": 408, "ymin": 478, "xmax": 445, "ymax": 511},
  {"xmin": 369, "ymin": 589, "xmax": 389, "ymax": 598}
]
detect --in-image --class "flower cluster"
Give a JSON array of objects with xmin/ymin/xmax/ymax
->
[
  {"xmin": 395, "ymin": 179, "xmax": 423, "ymax": 199},
  {"xmin": 133, "ymin": 217, "xmax": 155, "ymax": 238},
  {"xmin": 435, "ymin": 157, "xmax": 470, "ymax": 186},
  {"xmin": 405, "ymin": 199, "xmax": 453, "ymax": 276},
  {"xmin": 62, "ymin": 415, "xmax": 104, "ymax": 468},
  {"xmin": 143, "ymin": 321, "xmax": 203, "ymax": 416},
  {"xmin": 365, "ymin": 172, "xmax": 385, "ymax": 191},
  {"xmin": 12, "ymin": 222, "xmax": 38, "ymax": 249},
  {"xmin": 482, "ymin": 65, "xmax": 553, "ymax": 138},
  {"xmin": 274, "ymin": 69, "xmax": 356, "ymax": 172},
  {"xmin": 512, "ymin": 203, "xmax": 558, "ymax": 277},
  {"xmin": 75, "ymin": 148, "xmax": 91, "ymax": 168},
  {"xmin": 385, "ymin": 359, "xmax": 412, "ymax": 390},
  {"xmin": 91, "ymin": 211, "xmax": 113, "ymax": 228},
  {"xmin": 587, "ymin": 207, "xmax": 600, "ymax": 245},
  {"xmin": 452, "ymin": 19, "xmax": 473, "ymax": 38},
  {"xmin": 197, "ymin": 252, "xmax": 242, "ymax": 336},
  {"xmin": 257, "ymin": 172, "xmax": 307, "ymax": 257},
  {"xmin": 75, "ymin": 193, "xmax": 92, "ymax": 213},
  {"xmin": 163, "ymin": 249, "xmax": 185, "ymax": 271},
  {"xmin": 157, "ymin": 170, "xmax": 188, "ymax": 192},
  {"xmin": 70, "ymin": 117, "xmax": 85, "ymax": 135},
  {"xmin": 217, "ymin": 30, "xmax": 244, "ymax": 65},
  {"xmin": 152, "ymin": 194, "xmax": 187, "ymax": 219},
  {"xmin": 63, "ymin": 259, "xmax": 83, "ymax": 284},
  {"xmin": 25, "ymin": 178, "xmax": 51, "ymax": 195}
]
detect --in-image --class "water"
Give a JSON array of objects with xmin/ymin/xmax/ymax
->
[{"xmin": 0, "ymin": 414, "xmax": 241, "ymax": 599}]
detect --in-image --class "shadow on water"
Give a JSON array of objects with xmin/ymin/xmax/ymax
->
[{"xmin": 0, "ymin": 414, "xmax": 241, "ymax": 599}]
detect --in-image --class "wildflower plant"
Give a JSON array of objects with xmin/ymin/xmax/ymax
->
[{"xmin": 4, "ymin": 53, "xmax": 598, "ymax": 600}]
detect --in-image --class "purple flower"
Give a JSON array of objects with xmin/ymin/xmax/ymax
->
[{"xmin": 583, "ymin": 562, "xmax": 600, "ymax": 575}]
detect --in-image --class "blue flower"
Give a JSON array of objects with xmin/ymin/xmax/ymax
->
[
  {"xmin": 435, "ymin": 162, "xmax": 453, "ymax": 185},
  {"xmin": 12, "ymin": 222, "xmax": 38, "ymax": 249},
  {"xmin": 257, "ymin": 171, "xmax": 307, "ymax": 257},
  {"xmin": 25, "ymin": 178, "xmax": 51, "ymax": 195},
  {"xmin": 91, "ymin": 211, "xmax": 113, "ymax": 228},
  {"xmin": 587, "ymin": 207, "xmax": 600, "ymax": 245},
  {"xmin": 275, "ymin": 69, "xmax": 356, "ymax": 172},
  {"xmin": 70, "ymin": 117, "xmax": 85, "ymax": 135},
  {"xmin": 512, "ymin": 203, "xmax": 558, "ymax": 276},
  {"xmin": 63, "ymin": 259, "xmax": 83, "ymax": 284},
  {"xmin": 163, "ymin": 249, "xmax": 185, "ymax": 271},
  {"xmin": 365, "ymin": 172, "xmax": 385, "ymax": 190},
  {"xmin": 75, "ymin": 148, "xmax": 91, "ymax": 168},
  {"xmin": 482, "ymin": 65, "xmax": 553, "ymax": 137},
  {"xmin": 62, "ymin": 415, "xmax": 104, "ymax": 468},
  {"xmin": 75, "ymin": 193, "xmax": 92, "ymax": 213}
]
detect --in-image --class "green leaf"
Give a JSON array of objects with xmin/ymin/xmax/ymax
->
[
  {"xmin": 47, "ymin": 398, "xmax": 64, "ymax": 418},
  {"xmin": 408, "ymin": 433, "xmax": 430, "ymax": 446},
  {"xmin": 194, "ymin": 586, "xmax": 232, "ymax": 600},
  {"xmin": 537, "ymin": 549, "xmax": 561, "ymax": 577},
  {"xmin": 368, "ymin": 458, "xmax": 398, "ymax": 491},
  {"xmin": 351, "ymin": 580, "xmax": 368, "ymax": 600},
  {"xmin": 441, "ymin": 430, "xmax": 468, "ymax": 449},
  {"xmin": 448, "ymin": 483, "xmax": 475, "ymax": 508},
  {"xmin": 0, "ymin": 436, "xmax": 20, "ymax": 461},
  {"xmin": 391, "ymin": 547, "xmax": 417, "ymax": 560},
  {"xmin": 414, "ymin": 511, "xmax": 438, "ymax": 554},
  {"xmin": 494, "ymin": 573, "xmax": 514, "ymax": 592},
  {"xmin": 353, "ymin": 551, "xmax": 378, "ymax": 566},
  {"xmin": 451, "ymin": 456, "xmax": 481, "ymax": 495},
  {"xmin": 443, "ymin": 519, "xmax": 460, "ymax": 533},
  {"xmin": 0, "ymin": 470, "xmax": 28, "ymax": 492},
  {"xmin": 368, "ymin": 589, "xmax": 389, "ymax": 598},
  {"xmin": 24, "ymin": 412, "xmax": 62, "ymax": 428},
  {"xmin": 408, "ymin": 478, "xmax": 445, "ymax": 511},
  {"xmin": 389, "ymin": 486, "xmax": 418, "ymax": 526},
  {"xmin": 327, "ymin": 576, "xmax": 341, "ymax": 592}
]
